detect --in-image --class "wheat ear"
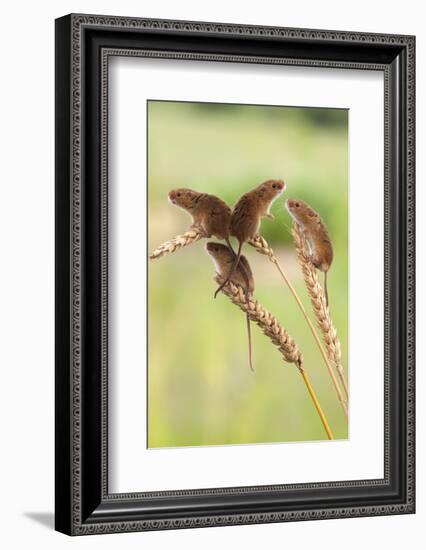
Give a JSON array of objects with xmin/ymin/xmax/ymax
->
[
  {"xmin": 249, "ymin": 235, "xmax": 348, "ymax": 416},
  {"xmin": 149, "ymin": 227, "xmax": 203, "ymax": 260},
  {"xmin": 292, "ymin": 224, "xmax": 349, "ymax": 401},
  {"xmin": 216, "ymin": 276, "xmax": 334, "ymax": 440}
]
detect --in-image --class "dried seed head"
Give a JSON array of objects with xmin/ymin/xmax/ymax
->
[
  {"xmin": 149, "ymin": 228, "xmax": 203, "ymax": 260},
  {"xmin": 216, "ymin": 276, "xmax": 303, "ymax": 368},
  {"xmin": 292, "ymin": 224, "xmax": 342, "ymax": 368}
]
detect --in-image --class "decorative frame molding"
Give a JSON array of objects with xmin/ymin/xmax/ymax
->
[{"xmin": 55, "ymin": 14, "xmax": 415, "ymax": 535}]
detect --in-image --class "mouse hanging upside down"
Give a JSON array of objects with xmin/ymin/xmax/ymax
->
[{"xmin": 205, "ymin": 242, "xmax": 255, "ymax": 372}]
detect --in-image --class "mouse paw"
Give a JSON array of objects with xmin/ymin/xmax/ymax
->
[{"xmin": 190, "ymin": 224, "xmax": 208, "ymax": 237}]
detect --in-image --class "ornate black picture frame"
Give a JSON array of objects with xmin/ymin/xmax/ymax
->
[{"xmin": 55, "ymin": 13, "xmax": 415, "ymax": 535}]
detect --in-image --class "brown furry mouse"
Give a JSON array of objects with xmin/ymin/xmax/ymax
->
[
  {"xmin": 214, "ymin": 179, "xmax": 286, "ymax": 298},
  {"xmin": 168, "ymin": 188, "xmax": 232, "ymax": 242},
  {"xmin": 206, "ymin": 242, "xmax": 255, "ymax": 371},
  {"xmin": 286, "ymin": 198, "xmax": 334, "ymax": 306}
]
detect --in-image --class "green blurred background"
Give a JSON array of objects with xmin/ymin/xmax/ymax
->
[{"xmin": 147, "ymin": 100, "xmax": 348, "ymax": 447}]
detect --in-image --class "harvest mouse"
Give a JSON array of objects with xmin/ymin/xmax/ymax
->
[
  {"xmin": 214, "ymin": 179, "xmax": 286, "ymax": 298},
  {"xmin": 168, "ymin": 187, "xmax": 251, "ymax": 291},
  {"xmin": 168, "ymin": 188, "xmax": 232, "ymax": 243},
  {"xmin": 286, "ymin": 198, "xmax": 334, "ymax": 306},
  {"xmin": 206, "ymin": 242, "xmax": 255, "ymax": 372}
]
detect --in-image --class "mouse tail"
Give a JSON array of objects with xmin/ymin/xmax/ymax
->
[
  {"xmin": 214, "ymin": 242, "xmax": 242, "ymax": 299},
  {"xmin": 246, "ymin": 312, "xmax": 254, "ymax": 372},
  {"xmin": 227, "ymin": 236, "xmax": 253, "ymax": 299},
  {"xmin": 324, "ymin": 271, "xmax": 329, "ymax": 308},
  {"xmin": 225, "ymin": 237, "xmax": 236, "ymax": 256}
]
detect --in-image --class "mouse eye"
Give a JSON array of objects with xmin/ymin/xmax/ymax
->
[
  {"xmin": 176, "ymin": 192, "xmax": 181, "ymax": 197},
  {"xmin": 272, "ymin": 183, "xmax": 277, "ymax": 188},
  {"xmin": 295, "ymin": 202, "xmax": 300, "ymax": 208}
]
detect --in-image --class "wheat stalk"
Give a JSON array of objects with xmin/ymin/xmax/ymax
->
[
  {"xmin": 292, "ymin": 224, "xmax": 349, "ymax": 400},
  {"xmin": 216, "ymin": 276, "xmax": 334, "ymax": 440},
  {"xmin": 149, "ymin": 227, "xmax": 203, "ymax": 260},
  {"xmin": 249, "ymin": 235, "xmax": 348, "ymax": 416},
  {"xmin": 217, "ymin": 276, "xmax": 303, "ymax": 367}
]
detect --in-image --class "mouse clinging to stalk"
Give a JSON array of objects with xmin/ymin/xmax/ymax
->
[
  {"xmin": 168, "ymin": 188, "xmax": 233, "ymax": 244},
  {"xmin": 214, "ymin": 179, "xmax": 286, "ymax": 298},
  {"xmin": 286, "ymin": 198, "xmax": 334, "ymax": 306},
  {"xmin": 150, "ymin": 188, "xmax": 233, "ymax": 260},
  {"xmin": 206, "ymin": 242, "xmax": 255, "ymax": 372}
]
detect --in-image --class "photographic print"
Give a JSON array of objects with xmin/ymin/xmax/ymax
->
[
  {"xmin": 148, "ymin": 100, "xmax": 349, "ymax": 448},
  {"xmin": 56, "ymin": 15, "xmax": 414, "ymax": 534}
]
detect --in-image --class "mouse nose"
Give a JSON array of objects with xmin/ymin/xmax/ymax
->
[{"xmin": 168, "ymin": 190, "xmax": 176, "ymax": 203}]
